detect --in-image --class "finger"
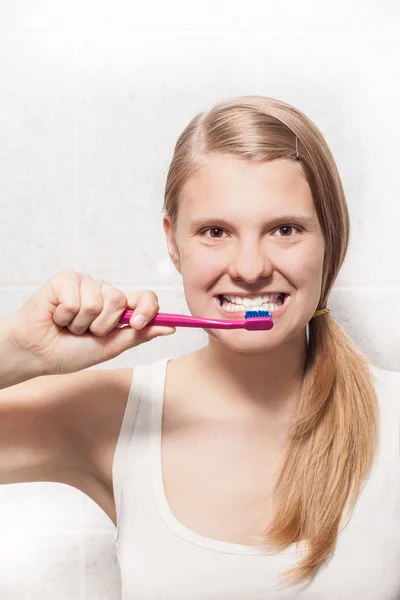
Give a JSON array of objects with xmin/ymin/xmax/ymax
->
[
  {"xmin": 133, "ymin": 324, "xmax": 177, "ymax": 339},
  {"xmin": 68, "ymin": 275, "xmax": 104, "ymax": 334},
  {"xmin": 96, "ymin": 324, "xmax": 177, "ymax": 362},
  {"xmin": 126, "ymin": 290, "xmax": 160, "ymax": 330},
  {"xmin": 97, "ymin": 279, "xmax": 113, "ymax": 286},
  {"xmin": 51, "ymin": 271, "xmax": 82, "ymax": 327},
  {"xmin": 89, "ymin": 283, "xmax": 128, "ymax": 336}
]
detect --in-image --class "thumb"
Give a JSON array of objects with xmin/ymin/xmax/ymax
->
[{"xmin": 98, "ymin": 325, "xmax": 176, "ymax": 361}]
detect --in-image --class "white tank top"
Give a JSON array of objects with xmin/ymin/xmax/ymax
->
[{"xmin": 112, "ymin": 357, "xmax": 400, "ymax": 599}]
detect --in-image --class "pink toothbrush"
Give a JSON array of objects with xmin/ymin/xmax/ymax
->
[{"xmin": 118, "ymin": 309, "xmax": 274, "ymax": 331}]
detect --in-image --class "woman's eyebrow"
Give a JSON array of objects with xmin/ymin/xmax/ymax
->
[{"xmin": 188, "ymin": 214, "xmax": 315, "ymax": 232}]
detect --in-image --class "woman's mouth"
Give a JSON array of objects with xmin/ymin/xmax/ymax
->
[{"xmin": 213, "ymin": 293, "xmax": 290, "ymax": 319}]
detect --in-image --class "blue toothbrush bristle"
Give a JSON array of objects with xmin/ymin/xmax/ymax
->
[{"xmin": 244, "ymin": 310, "xmax": 272, "ymax": 319}]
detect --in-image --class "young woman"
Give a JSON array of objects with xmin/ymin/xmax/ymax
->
[{"xmin": 1, "ymin": 95, "xmax": 399, "ymax": 598}]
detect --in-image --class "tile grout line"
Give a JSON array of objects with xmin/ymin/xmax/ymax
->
[
  {"xmin": 75, "ymin": 50, "xmax": 81, "ymax": 274},
  {"xmin": 0, "ymin": 28, "xmax": 399, "ymax": 35},
  {"xmin": 0, "ymin": 283, "xmax": 180, "ymax": 290},
  {"xmin": 2, "ymin": 284, "xmax": 400, "ymax": 292},
  {"xmin": 73, "ymin": 50, "xmax": 86, "ymax": 600},
  {"xmin": 0, "ymin": 527, "xmax": 115, "ymax": 534}
]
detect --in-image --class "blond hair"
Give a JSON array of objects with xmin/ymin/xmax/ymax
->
[{"xmin": 163, "ymin": 96, "xmax": 378, "ymax": 586}]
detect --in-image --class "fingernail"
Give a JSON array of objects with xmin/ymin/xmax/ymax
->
[{"xmin": 132, "ymin": 314, "xmax": 146, "ymax": 329}]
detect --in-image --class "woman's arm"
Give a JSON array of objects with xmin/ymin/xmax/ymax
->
[{"xmin": 0, "ymin": 318, "xmax": 42, "ymax": 389}]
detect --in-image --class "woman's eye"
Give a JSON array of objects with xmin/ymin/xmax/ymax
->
[
  {"xmin": 274, "ymin": 225, "xmax": 300, "ymax": 237},
  {"xmin": 200, "ymin": 225, "xmax": 301, "ymax": 239},
  {"xmin": 201, "ymin": 227, "xmax": 226, "ymax": 239}
]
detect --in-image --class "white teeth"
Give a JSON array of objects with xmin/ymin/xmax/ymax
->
[
  {"xmin": 223, "ymin": 293, "xmax": 282, "ymax": 306},
  {"xmin": 221, "ymin": 300, "xmax": 281, "ymax": 313}
]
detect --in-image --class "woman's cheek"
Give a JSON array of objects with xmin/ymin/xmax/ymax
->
[
  {"xmin": 296, "ymin": 246, "xmax": 325, "ymax": 287},
  {"xmin": 184, "ymin": 246, "xmax": 225, "ymax": 273}
]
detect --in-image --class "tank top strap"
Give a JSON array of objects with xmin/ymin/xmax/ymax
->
[{"xmin": 112, "ymin": 357, "xmax": 170, "ymax": 543}]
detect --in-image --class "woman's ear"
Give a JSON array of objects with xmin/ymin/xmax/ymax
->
[{"xmin": 163, "ymin": 215, "xmax": 181, "ymax": 274}]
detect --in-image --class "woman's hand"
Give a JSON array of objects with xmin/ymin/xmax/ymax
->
[{"xmin": 5, "ymin": 270, "xmax": 175, "ymax": 378}]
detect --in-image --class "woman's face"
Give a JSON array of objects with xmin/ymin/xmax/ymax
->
[{"xmin": 163, "ymin": 153, "xmax": 325, "ymax": 353}]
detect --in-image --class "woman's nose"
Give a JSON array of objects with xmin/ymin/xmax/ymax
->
[{"xmin": 227, "ymin": 243, "xmax": 273, "ymax": 283}]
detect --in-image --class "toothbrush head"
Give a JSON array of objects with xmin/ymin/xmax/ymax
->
[{"xmin": 243, "ymin": 310, "xmax": 274, "ymax": 330}]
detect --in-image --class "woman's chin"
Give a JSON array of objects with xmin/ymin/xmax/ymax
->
[{"xmin": 205, "ymin": 327, "xmax": 282, "ymax": 354}]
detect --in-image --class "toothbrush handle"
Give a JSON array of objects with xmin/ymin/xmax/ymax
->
[{"xmin": 119, "ymin": 310, "xmax": 243, "ymax": 329}]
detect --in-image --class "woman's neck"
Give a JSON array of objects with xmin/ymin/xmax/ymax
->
[{"xmin": 195, "ymin": 332, "xmax": 308, "ymax": 425}]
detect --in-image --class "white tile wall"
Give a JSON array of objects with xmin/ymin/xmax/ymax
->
[{"xmin": 0, "ymin": 1, "xmax": 399, "ymax": 598}]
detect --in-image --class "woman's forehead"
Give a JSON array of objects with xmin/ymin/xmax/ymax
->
[{"xmin": 178, "ymin": 156, "xmax": 313, "ymax": 219}]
